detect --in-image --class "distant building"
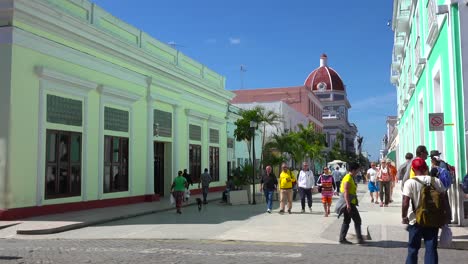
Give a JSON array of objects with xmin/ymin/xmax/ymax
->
[{"xmin": 305, "ymin": 54, "xmax": 358, "ymax": 153}]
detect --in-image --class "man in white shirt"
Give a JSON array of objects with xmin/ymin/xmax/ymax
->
[
  {"xmin": 297, "ymin": 162, "xmax": 315, "ymax": 213},
  {"xmin": 366, "ymin": 162, "xmax": 379, "ymax": 204},
  {"xmin": 402, "ymin": 157, "xmax": 447, "ymax": 264}
]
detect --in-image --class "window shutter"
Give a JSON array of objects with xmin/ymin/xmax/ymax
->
[
  {"xmin": 189, "ymin": 124, "xmax": 201, "ymax": 141},
  {"xmin": 104, "ymin": 107, "xmax": 129, "ymax": 132},
  {"xmin": 209, "ymin": 129, "xmax": 219, "ymax": 144},
  {"xmin": 47, "ymin": 94, "xmax": 82, "ymax": 126},
  {"xmin": 154, "ymin": 110, "xmax": 172, "ymax": 137}
]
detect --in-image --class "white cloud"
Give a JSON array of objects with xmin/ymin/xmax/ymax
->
[
  {"xmin": 229, "ymin": 37, "xmax": 241, "ymax": 45},
  {"xmin": 205, "ymin": 38, "xmax": 217, "ymax": 44}
]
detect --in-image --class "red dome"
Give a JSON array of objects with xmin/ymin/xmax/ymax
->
[{"xmin": 304, "ymin": 54, "xmax": 345, "ymax": 92}]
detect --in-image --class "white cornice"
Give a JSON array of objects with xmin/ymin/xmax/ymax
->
[
  {"xmin": 185, "ymin": 109, "xmax": 210, "ymax": 120},
  {"xmin": 209, "ymin": 115, "xmax": 225, "ymax": 125},
  {"xmin": 150, "ymin": 92, "xmax": 178, "ymax": 106},
  {"xmin": 99, "ymin": 85, "xmax": 143, "ymax": 104},
  {"xmin": 0, "ymin": 0, "xmax": 13, "ymax": 25},
  {"xmin": 182, "ymin": 93, "xmax": 227, "ymax": 113},
  {"xmin": 15, "ymin": 28, "xmax": 148, "ymax": 87},
  {"xmin": 152, "ymin": 79, "xmax": 182, "ymax": 95},
  {"xmin": 0, "ymin": 26, "xmax": 12, "ymax": 44},
  {"xmin": 35, "ymin": 66, "xmax": 98, "ymax": 92},
  {"xmin": 12, "ymin": 0, "xmax": 233, "ymax": 101}
]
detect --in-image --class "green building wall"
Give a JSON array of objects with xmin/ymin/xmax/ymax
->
[{"xmin": 0, "ymin": 0, "xmax": 234, "ymax": 216}]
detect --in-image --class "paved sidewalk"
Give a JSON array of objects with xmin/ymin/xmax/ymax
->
[
  {"xmin": 1, "ymin": 182, "xmax": 467, "ymax": 250},
  {"xmin": 0, "ymin": 191, "xmax": 223, "ymax": 235}
]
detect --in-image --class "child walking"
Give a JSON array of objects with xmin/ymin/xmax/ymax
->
[{"xmin": 317, "ymin": 167, "xmax": 337, "ymax": 217}]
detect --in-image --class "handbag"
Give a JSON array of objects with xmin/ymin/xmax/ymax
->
[
  {"xmin": 439, "ymin": 224, "xmax": 453, "ymax": 247},
  {"xmin": 170, "ymin": 193, "xmax": 175, "ymax": 205}
]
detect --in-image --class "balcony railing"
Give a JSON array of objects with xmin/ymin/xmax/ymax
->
[
  {"xmin": 390, "ymin": 67, "xmax": 400, "ymax": 85},
  {"xmin": 391, "ymin": 50, "xmax": 401, "ymax": 72},
  {"xmin": 414, "ymin": 37, "xmax": 426, "ymax": 79},
  {"xmin": 426, "ymin": 0, "xmax": 438, "ymax": 47}
]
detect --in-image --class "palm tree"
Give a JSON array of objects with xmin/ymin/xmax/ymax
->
[
  {"xmin": 233, "ymin": 108, "xmax": 261, "ymax": 165},
  {"xmin": 254, "ymin": 106, "xmax": 282, "ymax": 170}
]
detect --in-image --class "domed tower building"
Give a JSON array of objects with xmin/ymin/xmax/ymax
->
[{"xmin": 305, "ymin": 54, "xmax": 358, "ymax": 153}]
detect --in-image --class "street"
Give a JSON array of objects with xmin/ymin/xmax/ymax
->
[
  {"xmin": 1, "ymin": 186, "xmax": 468, "ymax": 263},
  {"xmin": 1, "ymin": 238, "xmax": 468, "ymax": 264}
]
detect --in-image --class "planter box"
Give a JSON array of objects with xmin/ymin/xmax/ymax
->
[{"xmin": 228, "ymin": 190, "xmax": 249, "ymax": 205}]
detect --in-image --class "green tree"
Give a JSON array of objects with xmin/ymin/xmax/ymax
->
[
  {"xmin": 255, "ymin": 106, "xmax": 282, "ymax": 169},
  {"xmin": 233, "ymin": 108, "xmax": 260, "ymax": 164}
]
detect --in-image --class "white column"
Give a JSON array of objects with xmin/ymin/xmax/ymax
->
[
  {"xmin": 172, "ymin": 104, "xmax": 180, "ymax": 176},
  {"xmin": 146, "ymin": 77, "xmax": 154, "ymax": 195}
]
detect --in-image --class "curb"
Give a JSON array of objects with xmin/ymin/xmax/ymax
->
[{"xmin": 17, "ymin": 198, "xmax": 221, "ymax": 235}]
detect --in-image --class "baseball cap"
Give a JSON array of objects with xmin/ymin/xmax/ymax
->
[{"xmin": 411, "ymin": 157, "xmax": 428, "ymax": 172}]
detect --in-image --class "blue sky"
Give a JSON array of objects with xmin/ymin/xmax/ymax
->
[{"xmin": 92, "ymin": 0, "xmax": 397, "ymax": 160}]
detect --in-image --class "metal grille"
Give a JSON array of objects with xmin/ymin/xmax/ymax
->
[
  {"xmin": 104, "ymin": 107, "xmax": 129, "ymax": 132},
  {"xmin": 227, "ymin": 138, "xmax": 234, "ymax": 148},
  {"xmin": 209, "ymin": 129, "xmax": 219, "ymax": 144},
  {"xmin": 154, "ymin": 110, "xmax": 172, "ymax": 137},
  {"xmin": 189, "ymin": 124, "xmax": 201, "ymax": 141},
  {"xmin": 47, "ymin": 94, "xmax": 82, "ymax": 126}
]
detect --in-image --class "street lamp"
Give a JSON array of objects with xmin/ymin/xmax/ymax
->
[{"xmin": 250, "ymin": 121, "xmax": 257, "ymax": 205}]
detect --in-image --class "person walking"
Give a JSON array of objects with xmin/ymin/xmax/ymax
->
[
  {"xmin": 398, "ymin": 153, "xmax": 414, "ymax": 185},
  {"xmin": 402, "ymin": 157, "xmax": 447, "ymax": 264},
  {"xmin": 279, "ymin": 163, "xmax": 296, "ymax": 214},
  {"xmin": 199, "ymin": 168, "xmax": 212, "ymax": 204},
  {"xmin": 366, "ymin": 162, "xmax": 379, "ymax": 204},
  {"xmin": 171, "ymin": 170, "xmax": 188, "ymax": 214},
  {"xmin": 297, "ymin": 162, "xmax": 315, "ymax": 213},
  {"xmin": 387, "ymin": 158, "xmax": 398, "ymax": 203},
  {"xmin": 182, "ymin": 169, "xmax": 193, "ymax": 187},
  {"xmin": 402, "ymin": 146, "xmax": 429, "ymax": 188},
  {"xmin": 338, "ymin": 162, "xmax": 364, "ymax": 244},
  {"xmin": 317, "ymin": 167, "xmax": 336, "ymax": 217},
  {"xmin": 260, "ymin": 165, "xmax": 278, "ymax": 213},
  {"xmin": 332, "ymin": 166, "xmax": 342, "ymax": 194},
  {"xmin": 377, "ymin": 159, "xmax": 391, "ymax": 207}
]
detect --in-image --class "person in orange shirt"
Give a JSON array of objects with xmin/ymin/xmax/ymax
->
[{"xmin": 386, "ymin": 158, "xmax": 397, "ymax": 203}]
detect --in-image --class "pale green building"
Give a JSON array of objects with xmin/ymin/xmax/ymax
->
[
  {"xmin": 0, "ymin": 0, "xmax": 234, "ymax": 219},
  {"xmin": 391, "ymin": 0, "xmax": 468, "ymax": 225}
]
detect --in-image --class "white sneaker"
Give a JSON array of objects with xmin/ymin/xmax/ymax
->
[
  {"xmin": 267, "ymin": 209, "xmax": 271, "ymax": 213},
  {"xmin": 309, "ymin": 207, "xmax": 312, "ymax": 213}
]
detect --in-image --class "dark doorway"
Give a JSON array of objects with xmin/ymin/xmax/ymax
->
[
  {"xmin": 227, "ymin": 161, "xmax": 231, "ymax": 179},
  {"xmin": 154, "ymin": 142, "xmax": 165, "ymax": 196}
]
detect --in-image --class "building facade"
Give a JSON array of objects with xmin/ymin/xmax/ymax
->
[
  {"xmin": 390, "ymin": 0, "xmax": 468, "ymax": 225},
  {"xmin": 0, "ymin": 0, "xmax": 233, "ymax": 220},
  {"xmin": 231, "ymin": 85, "xmax": 324, "ymax": 132},
  {"xmin": 305, "ymin": 54, "xmax": 358, "ymax": 153}
]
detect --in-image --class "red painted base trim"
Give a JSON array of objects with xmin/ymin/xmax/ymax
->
[{"xmin": 0, "ymin": 194, "xmax": 160, "ymax": 220}]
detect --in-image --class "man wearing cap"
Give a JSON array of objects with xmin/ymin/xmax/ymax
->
[
  {"xmin": 402, "ymin": 157, "xmax": 446, "ymax": 264},
  {"xmin": 402, "ymin": 145, "xmax": 429, "ymax": 190}
]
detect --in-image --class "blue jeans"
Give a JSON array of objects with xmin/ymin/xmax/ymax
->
[
  {"xmin": 264, "ymin": 190, "xmax": 274, "ymax": 210},
  {"xmin": 406, "ymin": 224, "xmax": 439, "ymax": 264}
]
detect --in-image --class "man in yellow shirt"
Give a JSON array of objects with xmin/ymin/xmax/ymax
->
[
  {"xmin": 279, "ymin": 163, "xmax": 296, "ymax": 214},
  {"xmin": 339, "ymin": 162, "xmax": 364, "ymax": 244}
]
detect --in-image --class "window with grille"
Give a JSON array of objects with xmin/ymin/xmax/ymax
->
[
  {"xmin": 189, "ymin": 124, "xmax": 202, "ymax": 141},
  {"xmin": 209, "ymin": 129, "xmax": 219, "ymax": 144},
  {"xmin": 154, "ymin": 110, "xmax": 172, "ymax": 137},
  {"xmin": 104, "ymin": 136, "xmax": 129, "ymax": 193},
  {"xmin": 209, "ymin": 146, "xmax": 219, "ymax": 182},
  {"xmin": 189, "ymin": 144, "xmax": 202, "ymax": 183},
  {"xmin": 46, "ymin": 94, "xmax": 82, "ymax": 126},
  {"xmin": 45, "ymin": 130, "xmax": 82, "ymax": 199},
  {"xmin": 104, "ymin": 107, "xmax": 129, "ymax": 132}
]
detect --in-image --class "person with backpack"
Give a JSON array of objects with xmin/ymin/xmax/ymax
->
[{"xmin": 402, "ymin": 157, "xmax": 448, "ymax": 264}]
